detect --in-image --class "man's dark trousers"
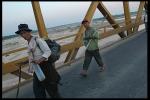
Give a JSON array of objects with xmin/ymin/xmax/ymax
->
[
  {"xmin": 83, "ymin": 49, "xmax": 104, "ymax": 70},
  {"xmin": 33, "ymin": 61, "xmax": 61, "ymax": 98}
]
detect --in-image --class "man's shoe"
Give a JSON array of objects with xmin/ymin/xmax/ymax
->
[
  {"xmin": 80, "ymin": 70, "xmax": 87, "ymax": 77},
  {"xmin": 99, "ymin": 64, "xmax": 105, "ymax": 72}
]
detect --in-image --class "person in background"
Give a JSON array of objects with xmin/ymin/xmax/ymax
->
[{"xmin": 80, "ymin": 20, "xmax": 105, "ymax": 77}]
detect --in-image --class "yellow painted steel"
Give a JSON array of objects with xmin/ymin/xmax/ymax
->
[
  {"xmin": 64, "ymin": 1, "xmax": 100, "ymax": 63},
  {"xmin": 97, "ymin": 2, "xmax": 126, "ymax": 38},
  {"xmin": 11, "ymin": 70, "xmax": 32, "ymax": 80},
  {"xmin": 123, "ymin": 1, "xmax": 132, "ymax": 35},
  {"xmin": 32, "ymin": 1, "xmax": 48, "ymax": 39},
  {"xmin": 3, "ymin": 57, "xmax": 28, "ymax": 74},
  {"xmin": 2, "ymin": 47, "xmax": 27, "ymax": 56},
  {"xmin": 133, "ymin": 1, "xmax": 145, "ymax": 33},
  {"xmin": 55, "ymin": 34, "xmax": 76, "ymax": 41}
]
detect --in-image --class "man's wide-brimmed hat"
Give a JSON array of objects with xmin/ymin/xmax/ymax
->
[{"xmin": 15, "ymin": 24, "xmax": 32, "ymax": 34}]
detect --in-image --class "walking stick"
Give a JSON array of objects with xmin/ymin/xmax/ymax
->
[
  {"xmin": 16, "ymin": 64, "xmax": 22, "ymax": 98},
  {"xmin": 16, "ymin": 61, "xmax": 28, "ymax": 98}
]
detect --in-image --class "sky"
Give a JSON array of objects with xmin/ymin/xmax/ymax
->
[{"xmin": 2, "ymin": 1, "xmax": 140, "ymax": 36}]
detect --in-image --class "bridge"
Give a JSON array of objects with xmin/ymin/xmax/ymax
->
[
  {"xmin": 2, "ymin": 30, "xmax": 147, "ymax": 98},
  {"xmin": 2, "ymin": 1, "xmax": 147, "ymax": 98}
]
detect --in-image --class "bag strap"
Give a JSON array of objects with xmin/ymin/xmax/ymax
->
[
  {"xmin": 34, "ymin": 37, "xmax": 51, "ymax": 52},
  {"xmin": 34, "ymin": 37, "xmax": 43, "ymax": 53}
]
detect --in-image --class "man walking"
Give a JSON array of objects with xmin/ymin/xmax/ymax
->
[
  {"xmin": 15, "ymin": 24, "xmax": 61, "ymax": 98},
  {"xmin": 80, "ymin": 20, "xmax": 105, "ymax": 77}
]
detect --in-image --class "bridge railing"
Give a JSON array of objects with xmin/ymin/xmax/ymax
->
[{"xmin": 2, "ymin": 18, "xmax": 144, "ymax": 75}]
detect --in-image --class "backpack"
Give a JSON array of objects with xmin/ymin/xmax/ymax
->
[{"xmin": 35, "ymin": 37, "xmax": 61, "ymax": 63}]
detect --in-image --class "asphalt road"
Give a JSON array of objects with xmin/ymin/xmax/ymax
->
[{"xmin": 2, "ymin": 30, "xmax": 147, "ymax": 98}]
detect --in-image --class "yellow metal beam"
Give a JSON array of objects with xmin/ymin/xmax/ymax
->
[
  {"xmin": 123, "ymin": 1, "xmax": 132, "ymax": 35},
  {"xmin": 102, "ymin": 23, "xmax": 135, "ymax": 39},
  {"xmin": 2, "ymin": 47, "xmax": 27, "ymax": 56},
  {"xmin": 97, "ymin": 1, "xmax": 126, "ymax": 38},
  {"xmin": 11, "ymin": 70, "xmax": 32, "ymax": 80},
  {"xmin": 64, "ymin": 1, "xmax": 100, "ymax": 63},
  {"xmin": 2, "ymin": 57, "xmax": 28, "ymax": 74},
  {"xmin": 133, "ymin": 1, "xmax": 145, "ymax": 33},
  {"xmin": 31, "ymin": 1, "xmax": 48, "ymax": 39},
  {"xmin": 60, "ymin": 42, "xmax": 81, "ymax": 53}
]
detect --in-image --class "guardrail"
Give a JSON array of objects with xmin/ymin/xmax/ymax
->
[
  {"xmin": 2, "ymin": 19, "xmax": 144, "ymax": 75},
  {"xmin": 2, "ymin": 19, "xmax": 134, "ymax": 56}
]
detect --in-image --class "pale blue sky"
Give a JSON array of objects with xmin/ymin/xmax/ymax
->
[{"xmin": 2, "ymin": 1, "xmax": 140, "ymax": 36}]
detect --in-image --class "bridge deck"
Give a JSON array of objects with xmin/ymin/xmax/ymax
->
[{"xmin": 2, "ymin": 30, "xmax": 147, "ymax": 98}]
